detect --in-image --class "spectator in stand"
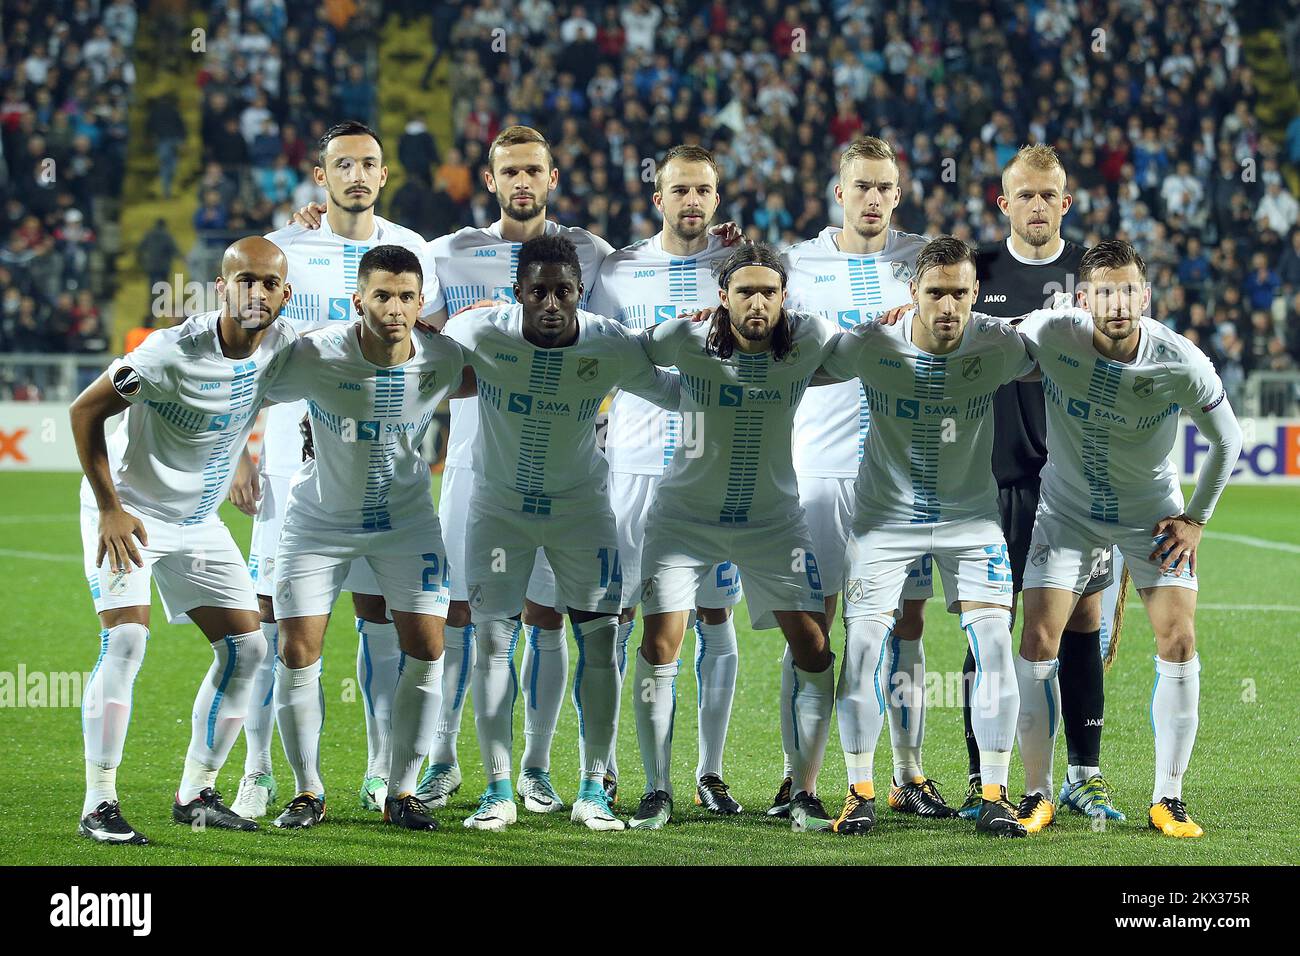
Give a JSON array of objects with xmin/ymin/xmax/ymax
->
[
  {"xmin": 1257, "ymin": 178, "xmax": 1299, "ymax": 235},
  {"xmin": 1279, "ymin": 227, "xmax": 1300, "ymax": 294},
  {"xmin": 137, "ymin": 219, "xmax": 181, "ymax": 310},
  {"xmin": 1245, "ymin": 251, "xmax": 1281, "ymax": 312}
]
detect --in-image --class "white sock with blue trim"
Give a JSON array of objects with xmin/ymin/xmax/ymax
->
[
  {"xmin": 694, "ymin": 617, "xmax": 738, "ymax": 780},
  {"xmin": 275, "ymin": 657, "xmax": 326, "ymax": 797},
  {"xmin": 430, "ymin": 624, "xmax": 474, "ymax": 766},
  {"xmin": 791, "ymin": 657, "xmax": 835, "ymax": 796},
  {"xmin": 779, "ymin": 645, "xmax": 794, "ymax": 780},
  {"xmin": 887, "ymin": 634, "xmax": 927, "ymax": 783},
  {"xmin": 633, "ymin": 649, "xmax": 678, "ymax": 796},
  {"xmin": 179, "ymin": 630, "xmax": 268, "ymax": 803},
  {"xmin": 356, "ymin": 618, "xmax": 402, "ymax": 780},
  {"xmin": 1152, "ymin": 655, "xmax": 1200, "ymax": 803},
  {"xmin": 961, "ymin": 608, "xmax": 1018, "ymax": 788},
  {"xmin": 82, "ymin": 623, "xmax": 149, "ymax": 816},
  {"xmin": 472, "ymin": 618, "xmax": 521, "ymax": 783},
  {"xmin": 521, "ymin": 624, "xmax": 567, "ymax": 773},
  {"xmin": 571, "ymin": 617, "xmax": 619, "ymax": 780},
  {"xmin": 605, "ymin": 619, "xmax": 634, "ymax": 780},
  {"xmin": 241, "ymin": 621, "xmax": 278, "ymax": 777},
  {"xmin": 837, "ymin": 618, "xmax": 890, "ymax": 787},
  {"xmin": 388, "ymin": 653, "xmax": 444, "ymax": 796},
  {"xmin": 1014, "ymin": 654, "xmax": 1060, "ymax": 798}
]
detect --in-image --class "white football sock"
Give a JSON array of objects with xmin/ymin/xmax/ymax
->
[
  {"xmin": 887, "ymin": 634, "xmax": 927, "ymax": 783},
  {"xmin": 388, "ymin": 653, "xmax": 444, "ymax": 796},
  {"xmin": 241, "ymin": 621, "xmax": 278, "ymax": 777},
  {"xmin": 1068, "ymin": 764, "xmax": 1101, "ymax": 783},
  {"xmin": 1014, "ymin": 654, "xmax": 1060, "ymax": 798},
  {"xmin": 961, "ymin": 608, "xmax": 1018, "ymax": 789},
  {"xmin": 274, "ymin": 657, "xmax": 325, "ymax": 797},
  {"xmin": 779, "ymin": 644, "xmax": 794, "ymax": 779},
  {"xmin": 571, "ymin": 617, "xmax": 620, "ymax": 779},
  {"xmin": 356, "ymin": 618, "xmax": 401, "ymax": 780},
  {"xmin": 605, "ymin": 618, "xmax": 634, "ymax": 780},
  {"xmin": 430, "ymin": 623, "xmax": 474, "ymax": 766},
  {"xmin": 790, "ymin": 656, "xmax": 835, "ymax": 796},
  {"xmin": 837, "ymin": 617, "xmax": 890, "ymax": 786},
  {"xmin": 632, "ymin": 649, "xmax": 677, "ymax": 795},
  {"xmin": 179, "ymin": 630, "xmax": 268, "ymax": 804},
  {"xmin": 520, "ymin": 623, "xmax": 567, "ymax": 773},
  {"xmin": 694, "ymin": 617, "xmax": 738, "ymax": 780},
  {"xmin": 472, "ymin": 618, "xmax": 521, "ymax": 783},
  {"xmin": 82, "ymin": 623, "xmax": 148, "ymax": 816},
  {"xmin": 1152, "ymin": 655, "xmax": 1200, "ymax": 803}
]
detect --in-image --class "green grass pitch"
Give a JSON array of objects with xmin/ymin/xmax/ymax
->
[{"xmin": 1, "ymin": 471, "xmax": 1296, "ymax": 865}]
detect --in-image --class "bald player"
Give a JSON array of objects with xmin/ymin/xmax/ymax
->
[{"xmin": 71, "ymin": 237, "xmax": 298, "ymax": 844}]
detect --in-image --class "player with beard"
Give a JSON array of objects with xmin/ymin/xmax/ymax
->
[
  {"xmin": 587, "ymin": 145, "xmax": 746, "ymax": 814},
  {"xmin": 231, "ymin": 122, "xmax": 444, "ymax": 821},
  {"xmin": 960, "ymin": 145, "xmax": 1123, "ymax": 828},
  {"xmin": 71, "ymin": 237, "xmax": 296, "ymax": 844}
]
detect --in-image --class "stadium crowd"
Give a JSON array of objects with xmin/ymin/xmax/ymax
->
[
  {"xmin": 0, "ymin": 0, "xmax": 136, "ymax": 392},
  {"xmin": 425, "ymin": 0, "xmax": 1300, "ymax": 398}
]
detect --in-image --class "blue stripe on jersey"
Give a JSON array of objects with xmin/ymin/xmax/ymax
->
[
  {"xmin": 720, "ymin": 353, "xmax": 768, "ymax": 523},
  {"xmin": 146, "ymin": 401, "xmax": 208, "ymax": 432},
  {"xmin": 668, "ymin": 258, "xmax": 698, "ymax": 300},
  {"xmin": 619, "ymin": 304, "xmax": 649, "ymax": 330},
  {"xmin": 527, "ymin": 350, "xmax": 563, "ymax": 395},
  {"xmin": 577, "ymin": 396, "xmax": 602, "ymax": 421},
  {"xmin": 443, "ymin": 284, "xmax": 490, "ymax": 314},
  {"xmin": 788, "ymin": 374, "xmax": 812, "ymax": 407},
  {"xmin": 847, "ymin": 258, "xmax": 881, "ymax": 306},
  {"xmin": 965, "ymin": 391, "xmax": 994, "ymax": 419},
  {"xmin": 908, "ymin": 355, "xmax": 947, "ymax": 524},
  {"xmin": 343, "ymin": 244, "xmax": 368, "ymax": 291},
  {"xmin": 281, "ymin": 294, "xmax": 322, "ymax": 325},
  {"xmin": 361, "ymin": 442, "xmax": 395, "ymax": 530},
  {"xmin": 478, "ymin": 379, "xmax": 502, "ymax": 408},
  {"xmin": 374, "ymin": 368, "xmax": 405, "ymax": 418},
  {"xmin": 509, "ymin": 244, "xmax": 521, "ymax": 280},
  {"xmin": 858, "ymin": 382, "xmax": 871, "ymax": 462},
  {"xmin": 515, "ymin": 418, "xmax": 550, "ymax": 497},
  {"xmin": 681, "ymin": 373, "xmax": 713, "ymax": 405},
  {"xmin": 185, "ymin": 360, "xmax": 258, "ymax": 525},
  {"xmin": 1081, "ymin": 359, "xmax": 1124, "ymax": 523},
  {"xmin": 663, "ymin": 411, "xmax": 680, "ymax": 469}
]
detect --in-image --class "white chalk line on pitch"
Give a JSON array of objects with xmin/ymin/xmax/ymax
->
[
  {"xmin": 0, "ymin": 548, "xmax": 80, "ymax": 563},
  {"xmin": 1203, "ymin": 530, "xmax": 1300, "ymax": 555},
  {"xmin": 0, "ymin": 514, "xmax": 78, "ymax": 524}
]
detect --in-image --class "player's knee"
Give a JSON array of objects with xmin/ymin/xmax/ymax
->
[
  {"xmin": 257, "ymin": 595, "xmax": 276, "ymax": 624},
  {"xmin": 445, "ymin": 601, "xmax": 471, "ymax": 629},
  {"xmin": 104, "ymin": 622, "xmax": 149, "ymax": 664},
  {"xmin": 236, "ymin": 629, "xmax": 269, "ymax": 669},
  {"xmin": 893, "ymin": 603, "xmax": 926, "ymax": 641},
  {"xmin": 696, "ymin": 606, "xmax": 729, "ymax": 625},
  {"xmin": 1156, "ymin": 623, "xmax": 1196, "ymax": 662},
  {"xmin": 351, "ymin": 592, "xmax": 389, "ymax": 624},
  {"xmin": 523, "ymin": 601, "xmax": 563, "ymax": 630}
]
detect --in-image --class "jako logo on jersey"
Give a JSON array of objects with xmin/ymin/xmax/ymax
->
[
  {"xmin": 879, "ymin": 357, "xmax": 901, "ymax": 368},
  {"xmin": 814, "ymin": 274, "xmax": 835, "ymax": 283},
  {"xmin": 308, "ymin": 257, "xmax": 331, "ymax": 266},
  {"xmin": 633, "ymin": 269, "xmax": 656, "ymax": 278},
  {"xmin": 982, "ymin": 294, "xmax": 1007, "ymax": 303},
  {"xmin": 328, "ymin": 297, "xmax": 351, "ymax": 321},
  {"xmin": 494, "ymin": 352, "xmax": 519, "ymax": 362},
  {"xmin": 1057, "ymin": 353, "xmax": 1080, "ymax": 368},
  {"xmin": 338, "ymin": 381, "xmax": 362, "ymax": 390},
  {"xmin": 199, "ymin": 382, "xmax": 221, "ymax": 391},
  {"xmin": 474, "ymin": 249, "xmax": 498, "ymax": 257}
]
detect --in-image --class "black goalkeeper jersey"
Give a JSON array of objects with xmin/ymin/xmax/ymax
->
[{"xmin": 975, "ymin": 238, "xmax": 1088, "ymax": 487}]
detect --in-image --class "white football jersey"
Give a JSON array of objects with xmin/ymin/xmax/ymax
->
[
  {"xmin": 821, "ymin": 313, "xmax": 1034, "ymax": 528},
  {"xmin": 1017, "ymin": 309, "xmax": 1229, "ymax": 525},
  {"xmin": 260, "ymin": 215, "xmax": 443, "ymax": 478},
  {"xmin": 784, "ymin": 227, "xmax": 928, "ymax": 478},
  {"xmin": 442, "ymin": 304, "xmax": 676, "ymax": 515},
  {"xmin": 86, "ymin": 311, "xmax": 297, "ymax": 525},
  {"xmin": 643, "ymin": 313, "xmax": 839, "ymax": 526},
  {"xmin": 430, "ymin": 221, "xmax": 614, "ymax": 469},
  {"xmin": 266, "ymin": 321, "xmax": 465, "ymax": 533},
  {"xmin": 588, "ymin": 232, "xmax": 728, "ymax": 476}
]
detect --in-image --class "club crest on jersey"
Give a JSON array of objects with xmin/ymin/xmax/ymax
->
[
  {"xmin": 418, "ymin": 370, "xmax": 439, "ymax": 394},
  {"xmin": 107, "ymin": 568, "xmax": 130, "ymax": 596},
  {"xmin": 962, "ymin": 356, "xmax": 982, "ymax": 380},
  {"xmin": 785, "ymin": 343, "xmax": 801, "ymax": 364},
  {"xmin": 1133, "ymin": 375, "xmax": 1154, "ymax": 398},
  {"xmin": 640, "ymin": 578, "xmax": 655, "ymax": 601},
  {"xmin": 469, "ymin": 585, "xmax": 484, "ymax": 608},
  {"xmin": 1031, "ymin": 544, "xmax": 1050, "ymax": 567},
  {"xmin": 844, "ymin": 579, "xmax": 865, "ymax": 604},
  {"xmin": 112, "ymin": 366, "xmax": 141, "ymax": 397},
  {"xmin": 577, "ymin": 357, "xmax": 599, "ymax": 381},
  {"xmin": 891, "ymin": 261, "xmax": 912, "ymax": 282}
]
